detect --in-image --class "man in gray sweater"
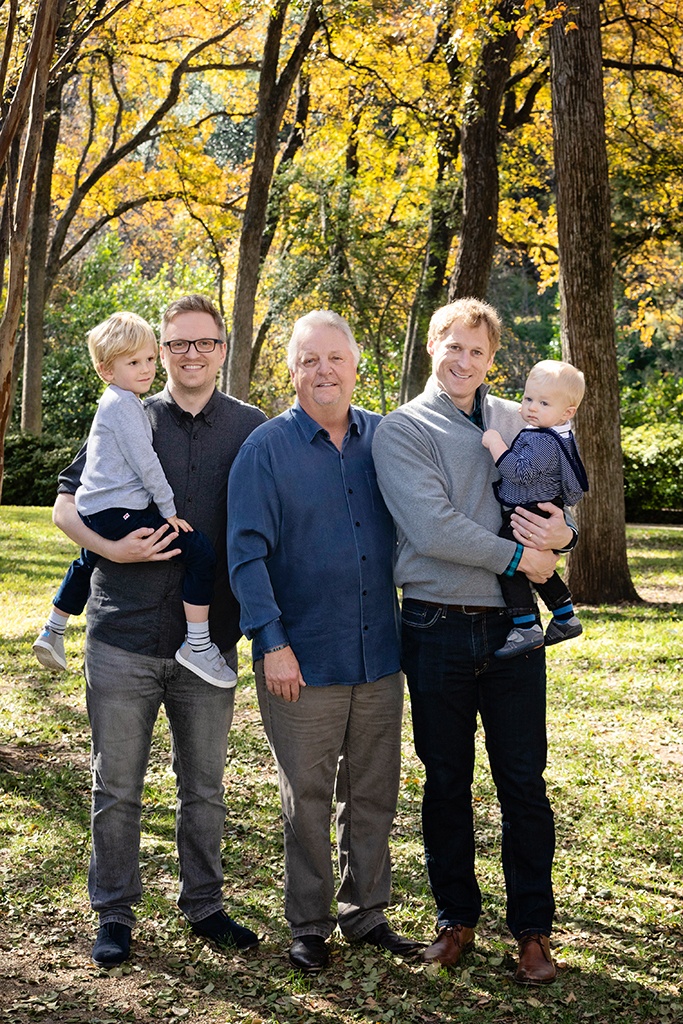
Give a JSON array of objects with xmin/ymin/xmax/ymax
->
[{"xmin": 373, "ymin": 298, "xmax": 574, "ymax": 986}]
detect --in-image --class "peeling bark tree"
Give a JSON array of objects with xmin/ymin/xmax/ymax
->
[{"xmin": 549, "ymin": 0, "xmax": 639, "ymax": 602}]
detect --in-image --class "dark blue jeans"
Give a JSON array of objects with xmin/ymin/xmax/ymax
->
[
  {"xmin": 53, "ymin": 504, "xmax": 216, "ymax": 615},
  {"xmin": 401, "ymin": 599, "xmax": 555, "ymax": 939}
]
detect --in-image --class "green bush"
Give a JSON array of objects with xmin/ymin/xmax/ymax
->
[
  {"xmin": 2, "ymin": 433, "xmax": 83, "ymax": 506},
  {"xmin": 622, "ymin": 423, "xmax": 683, "ymax": 522}
]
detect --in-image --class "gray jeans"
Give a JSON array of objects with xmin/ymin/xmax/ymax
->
[
  {"xmin": 85, "ymin": 636, "xmax": 236, "ymax": 928},
  {"xmin": 255, "ymin": 663, "xmax": 404, "ymax": 940}
]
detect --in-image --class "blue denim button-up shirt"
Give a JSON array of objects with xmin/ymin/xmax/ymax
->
[{"xmin": 228, "ymin": 401, "xmax": 401, "ymax": 686}]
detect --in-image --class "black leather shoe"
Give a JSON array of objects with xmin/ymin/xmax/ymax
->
[
  {"xmin": 361, "ymin": 922, "xmax": 424, "ymax": 958},
  {"xmin": 92, "ymin": 922, "xmax": 131, "ymax": 967},
  {"xmin": 191, "ymin": 909, "xmax": 259, "ymax": 950},
  {"xmin": 289, "ymin": 935, "xmax": 329, "ymax": 973}
]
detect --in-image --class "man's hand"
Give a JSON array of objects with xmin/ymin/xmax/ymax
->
[
  {"xmin": 264, "ymin": 646, "xmax": 306, "ymax": 703},
  {"xmin": 511, "ymin": 502, "xmax": 573, "ymax": 551},
  {"xmin": 108, "ymin": 523, "xmax": 182, "ymax": 563},
  {"xmin": 52, "ymin": 493, "xmax": 181, "ymax": 563},
  {"xmin": 519, "ymin": 546, "xmax": 558, "ymax": 584}
]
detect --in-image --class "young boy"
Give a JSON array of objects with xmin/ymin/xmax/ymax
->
[
  {"xmin": 32, "ymin": 311, "xmax": 236, "ymax": 688},
  {"xmin": 482, "ymin": 359, "xmax": 589, "ymax": 659}
]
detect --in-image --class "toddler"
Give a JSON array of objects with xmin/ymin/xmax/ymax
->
[
  {"xmin": 32, "ymin": 311, "xmax": 236, "ymax": 688},
  {"xmin": 482, "ymin": 359, "xmax": 589, "ymax": 659}
]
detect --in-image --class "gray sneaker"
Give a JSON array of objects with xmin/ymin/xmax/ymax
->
[
  {"xmin": 175, "ymin": 642, "xmax": 237, "ymax": 688},
  {"xmin": 495, "ymin": 623, "xmax": 544, "ymax": 660},
  {"xmin": 545, "ymin": 615, "xmax": 583, "ymax": 646},
  {"xmin": 32, "ymin": 628, "xmax": 67, "ymax": 670}
]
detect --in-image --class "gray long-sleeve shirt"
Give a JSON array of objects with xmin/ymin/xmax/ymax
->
[{"xmin": 76, "ymin": 385, "xmax": 176, "ymax": 518}]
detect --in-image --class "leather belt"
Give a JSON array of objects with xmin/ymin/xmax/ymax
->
[{"xmin": 414, "ymin": 600, "xmax": 493, "ymax": 614}]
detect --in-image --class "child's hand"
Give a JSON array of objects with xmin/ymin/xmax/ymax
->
[
  {"xmin": 167, "ymin": 515, "xmax": 193, "ymax": 533},
  {"xmin": 482, "ymin": 429, "xmax": 502, "ymax": 450},
  {"xmin": 481, "ymin": 429, "xmax": 508, "ymax": 461}
]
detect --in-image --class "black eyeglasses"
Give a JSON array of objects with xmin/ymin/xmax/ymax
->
[{"xmin": 161, "ymin": 338, "xmax": 223, "ymax": 354}]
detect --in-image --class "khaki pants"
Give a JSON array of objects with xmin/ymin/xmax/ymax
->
[{"xmin": 255, "ymin": 663, "xmax": 404, "ymax": 939}]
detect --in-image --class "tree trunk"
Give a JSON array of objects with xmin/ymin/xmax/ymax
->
[
  {"xmin": 0, "ymin": 0, "xmax": 64, "ymax": 499},
  {"xmin": 447, "ymin": 1, "xmax": 520, "ymax": 301},
  {"xmin": 227, "ymin": 1, "xmax": 320, "ymax": 400},
  {"xmin": 401, "ymin": 3, "xmax": 521, "ymax": 403},
  {"xmin": 21, "ymin": 77, "xmax": 63, "ymax": 436},
  {"xmin": 400, "ymin": 4, "xmax": 461, "ymax": 403},
  {"xmin": 400, "ymin": 154, "xmax": 458, "ymax": 402},
  {"xmin": 549, "ymin": 0, "xmax": 639, "ymax": 602}
]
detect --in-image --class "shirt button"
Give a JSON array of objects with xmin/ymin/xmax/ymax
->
[
  {"xmin": 361, "ymin": 555, "xmax": 366, "ymax": 561},
  {"xmin": 355, "ymin": 521, "xmax": 360, "ymax": 527},
  {"xmin": 362, "ymin": 590, "xmax": 367, "ymax": 596},
  {"xmin": 348, "ymin": 488, "xmax": 353, "ymax": 494},
  {"xmin": 363, "ymin": 625, "xmax": 369, "ymax": 631}
]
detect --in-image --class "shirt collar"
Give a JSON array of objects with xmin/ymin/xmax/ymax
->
[
  {"xmin": 155, "ymin": 385, "xmax": 219, "ymax": 426},
  {"xmin": 292, "ymin": 399, "xmax": 361, "ymax": 443},
  {"xmin": 426, "ymin": 376, "xmax": 490, "ymax": 421}
]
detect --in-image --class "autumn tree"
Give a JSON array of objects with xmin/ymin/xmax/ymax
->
[
  {"xmin": 401, "ymin": 1, "xmax": 550, "ymax": 400},
  {"xmin": 549, "ymin": 0, "xmax": 639, "ymax": 602},
  {"xmin": 226, "ymin": 0, "xmax": 320, "ymax": 400},
  {"xmin": 18, "ymin": 1, "xmax": 260, "ymax": 437},
  {"xmin": 447, "ymin": 0, "xmax": 522, "ymax": 302},
  {"xmin": 0, "ymin": 0, "xmax": 66, "ymax": 498},
  {"xmin": 400, "ymin": 5, "xmax": 461, "ymax": 403}
]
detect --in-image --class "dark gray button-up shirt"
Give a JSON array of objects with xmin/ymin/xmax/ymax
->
[{"xmin": 58, "ymin": 386, "xmax": 266, "ymax": 658}]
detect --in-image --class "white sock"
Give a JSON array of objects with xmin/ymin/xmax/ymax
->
[
  {"xmin": 186, "ymin": 620, "xmax": 212, "ymax": 653},
  {"xmin": 47, "ymin": 609, "xmax": 68, "ymax": 635}
]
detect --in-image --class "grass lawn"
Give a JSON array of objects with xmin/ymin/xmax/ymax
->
[{"xmin": 0, "ymin": 507, "xmax": 681, "ymax": 1024}]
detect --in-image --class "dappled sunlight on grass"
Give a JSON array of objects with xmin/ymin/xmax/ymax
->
[{"xmin": 0, "ymin": 510, "xmax": 681, "ymax": 1022}]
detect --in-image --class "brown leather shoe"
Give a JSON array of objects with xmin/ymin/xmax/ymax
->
[
  {"xmin": 514, "ymin": 932, "xmax": 557, "ymax": 985},
  {"xmin": 422, "ymin": 925, "xmax": 475, "ymax": 967}
]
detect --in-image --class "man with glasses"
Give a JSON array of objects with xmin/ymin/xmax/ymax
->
[{"xmin": 52, "ymin": 295, "xmax": 266, "ymax": 968}]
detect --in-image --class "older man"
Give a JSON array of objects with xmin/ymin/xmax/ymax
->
[
  {"xmin": 228, "ymin": 310, "xmax": 420, "ymax": 973},
  {"xmin": 373, "ymin": 298, "xmax": 574, "ymax": 985},
  {"xmin": 52, "ymin": 295, "xmax": 266, "ymax": 967}
]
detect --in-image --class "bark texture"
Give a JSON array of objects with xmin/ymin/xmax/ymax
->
[
  {"xmin": 549, "ymin": 0, "xmax": 639, "ymax": 602},
  {"xmin": 0, "ymin": 0, "xmax": 65, "ymax": 498},
  {"xmin": 226, "ymin": 1, "xmax": 320, "ymax": 400},
  {"xmin": 447, "ymin": 1, "xmax": 520, "ymax": 302}
]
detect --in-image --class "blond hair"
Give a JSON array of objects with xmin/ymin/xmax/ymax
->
[
  {"xmin": 526, "ymin": 359, "xmax": 586, "ymax": 408},
  {"xmin": 88, "ymin": 312, "xmax": 157, "ymax": 378},
  {"xmin": 428, "ymin": 298, "xmax": 502, "ymax": 356}
]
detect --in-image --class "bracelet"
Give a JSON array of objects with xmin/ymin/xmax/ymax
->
[{"xmin": 265, "ymin": 643, "xmax": 289, "ymax": 653}]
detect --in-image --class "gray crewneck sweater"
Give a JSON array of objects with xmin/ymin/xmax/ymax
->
[{"xmin": 372, "ymin": 377, "xmax": 525, "ymax": 607}]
